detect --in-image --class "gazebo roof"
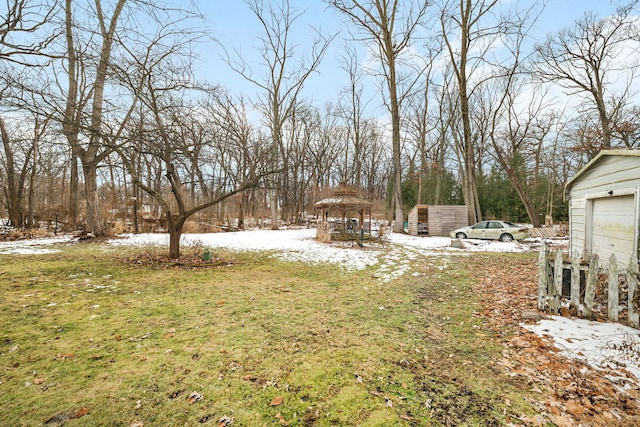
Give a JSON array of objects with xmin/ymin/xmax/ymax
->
[{"xmin": 314, "ymin": 195, "xmax": 372, "ymax": 210}]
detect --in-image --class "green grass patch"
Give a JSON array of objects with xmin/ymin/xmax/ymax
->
[{"xmin": 0, "ymin": 243, "xmax": 539, "ymax": 426}]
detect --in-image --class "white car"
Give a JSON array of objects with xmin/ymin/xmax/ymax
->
[{"xmin": 450, "ymin": 220, "xmax": 530, "ymax": 242}]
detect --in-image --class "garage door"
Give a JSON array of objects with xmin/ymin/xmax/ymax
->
[{"xmin": 590, "ymin": 195, "xmax": 636, "ymax": 265}]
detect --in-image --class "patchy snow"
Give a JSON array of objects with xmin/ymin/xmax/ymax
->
[
  {"xmin": 108, "ymin": 228, "xmax": 541, "ymax": 266},
  {"xmin": 3, "ymin": 228, "xmax": 635, "ymax": 389},
  {"xmin": 523, "ymin": 316, "xmax": 640, "ymax": 390},
  {"xmin": 108, "ymin": 228, "xmax": 381, "ymax": 271},
  {"xmin": 0, "ymin": 235, "xmax": 74, "ymax": 254},
  {"xmin": 388, "ymin": 233, "xmax": 540, "ymax": 253}
]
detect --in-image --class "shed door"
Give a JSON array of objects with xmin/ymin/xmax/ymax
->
[{"xmin": 589, "ymin": 195, "xmax": 636, "ymax": 264}]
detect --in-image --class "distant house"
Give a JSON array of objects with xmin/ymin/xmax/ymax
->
[
  {"xmin": 565, "ymin": 150, "xmax": 640, "ymax": 266},
  {"xmin": 407, "ymin": 204, "xmax": 468, "ymax": 236}
]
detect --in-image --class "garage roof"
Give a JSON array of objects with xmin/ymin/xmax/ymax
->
[{"xmin": 564, "ymin": 149, "xmax": 640, "ymax": 199}]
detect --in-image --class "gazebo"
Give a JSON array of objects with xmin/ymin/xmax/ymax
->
[{"xmin": 314, "ymin": 186, "xmax": 373, "ymax": 243}]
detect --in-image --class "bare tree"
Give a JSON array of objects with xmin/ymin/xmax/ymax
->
[
  {"xmin": 62, "ymin": 0, "xmax": 128, "ymax": 236},
  {"xmin": 429, "ymin": 72, "xmax": 457, "ymax": 205},
  {"xmin": 336, "ymin": 44, "xmax": 372, "ymax": 190},
  {"xmin": 327, "ymin": 0, "xmax": 429, "ymax": 232},
  {"xmin": 533, "ymin": 1, "xmax": 640, "ymax": 154},
  {"xmin": 0, "ymin": 1, "xmax": 59, "ymax": 227},
  {"xmin": 58, "ymin": 0, "xmax": 212, "ymax": 236},
  {"xmin": 0, "ymin": 0, "xmax": 60, "ymax": 66},
  {"xmin": 473, "ymin": 1, "xmax": 546, "ymax": 226},
  {"xmin": 440, "ymin": 0, "xmax": 544, "ymax": 224},
  {"xmin": 0, "ymin": 117, "xmax": 26, "ymax": 226},
  {"xmin": 204, "ymin": 92, "xmax": 263, "ymax": 229},
  {"xmin": 120, "ymin": 87, "xmax": 271, "ymax": 258},
  {"xmin": 222, "ymin": 0, "xmax": 333, "ymax": 229},
  {"xmin": 307, "ymin": 103, "xmax": 343, "ymax": 192},
  {"xmin": 612, "ymin": 104, "xmax": 640, "ymax": 148},
  {"xmin": 440, "ymin": 0, "xmax": 498, "ymax": 224},
  {"xmin": 109, "ymin": 5, "xmax": 272, "ymax": 258},
  {"xmin": 402, "ymin": 38, "xmax": 442, "ymax": 205},
  {"xmin": 485, "ymin": 76, "xmax": 554, "ymax": 227}
]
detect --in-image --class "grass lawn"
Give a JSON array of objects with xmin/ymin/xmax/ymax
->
[{"xmin": 0, "ymin": 242, "xmax": 540, "ymax": 426}]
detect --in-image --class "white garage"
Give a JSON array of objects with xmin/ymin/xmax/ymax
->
[{"xmin": 565, "ymin": 150, "xmax": 640, "ymax": 267}]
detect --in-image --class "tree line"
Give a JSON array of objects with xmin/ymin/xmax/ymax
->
[{"xmin": 1, "ymin": 0, "xmax": 639, "ymax": 257}]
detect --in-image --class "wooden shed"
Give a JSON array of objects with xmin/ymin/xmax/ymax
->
[
  {"xmin": 407, "ymin": 204, "xmax": 468, "ymax": 236},
  {"xmin": 564, "ymin": 149, "xmax": 640, "ymax": 267}
]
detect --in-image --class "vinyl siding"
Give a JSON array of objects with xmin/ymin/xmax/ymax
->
[
  {"xmin": 568, "ymin": 156, "xmax": 640, "ymax": 200},
  {"xmin": 566, "ymin": 152, "xmax": 640, "ymax": 266}
]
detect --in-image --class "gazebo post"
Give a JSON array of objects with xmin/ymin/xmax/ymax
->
[{"xmin": 313, "ymin": 186, "xmax": 373, "ymax": 243}]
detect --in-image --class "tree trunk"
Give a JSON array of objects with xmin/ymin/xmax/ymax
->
[
  {"xmin": 238, "ymin": 191, "xmax": 246, "ymax": 230},
  {"xmin": 387, "ymin": 40, "xmax": 404, "ymax": 233},
  {"xmin": 168, "ymin": 227, "xmax": 182, "ymax": 259},
  {"xmin": 82, "ymin": 160, "xmax": 103, "ymax": 235},
  {"xmin": 69, "ymin": 152, "xmax": 79, "ymax": 229},
  {"xmin": 133, "ymin": 188, "xmax": 139, "ymax": 234},
  {"xmin": 505, "ymin": 168, "xmax": 541, "ymax": 227},
  {"xmin": 0, "ymin": 118, "xmax": 22, "ymax": 227},
  {"xmin": 269, "ymin": 187, "xmax": 278, "ymax": 230},
  {"xmin": 167, "ymin": 213, "xmax": 184, "ymax": 259},
  {"xmin": 27, "ymin": 136, "xmax": 39, "ymax": 228}
]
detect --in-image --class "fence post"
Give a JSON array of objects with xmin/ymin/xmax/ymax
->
[
  {"xmin": 571, "ymin": 250, "xmax": 580, "ymax": 309},
  {"xmin": 537, "ymin": 240, "xmax": 548, "ymax": 310},
  {"xmin": 552, "ymin": 249, "xmax": 563, "ymax": 313},
  {"xmin": 608, "ymin": 254, "xmax": 619, "ymax": 321},
  {"xmin": 628, "ymin": 256, "xmax": 639, "ymax": 328},
  {"xmin": 584, "ymin": 254, "xmax": 599, "ymax": 317}
]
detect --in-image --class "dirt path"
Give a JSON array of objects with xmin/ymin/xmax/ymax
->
[{"xmin": 469, "ymin": 254, "xmax": 640, "ymax": 426}]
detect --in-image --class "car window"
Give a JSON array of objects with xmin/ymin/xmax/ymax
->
[
  {"xmin": 488, "ymin": 221, "xmax": 503, "ymax": 229},
  {"xmin": 471, "ymin": 222, "xmax": 487, "ymax": 230}
]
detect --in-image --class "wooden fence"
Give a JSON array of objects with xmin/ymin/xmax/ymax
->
[{"xmin": 537, "ymin": 241, "xmax": 640, "ymax": 328}]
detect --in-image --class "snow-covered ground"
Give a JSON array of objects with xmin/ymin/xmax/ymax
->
[
  {"xmin": 2, "ymin": 228, "xmax": 638, "ymax": 388},
  {"xmin": 523, "ymin": 317, "xmax": 640, "ymax": 390},
  {"xmin": 0, "ymin": 235, "xmax": 74, "ymax": 254}
]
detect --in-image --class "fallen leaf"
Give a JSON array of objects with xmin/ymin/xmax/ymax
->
[
  {"xmin": 71, "ymin": 407, "xmax": 90, "ymax": 419},
  {"xmin": 164, "ymin": 333, "xmax": 175, "ymax": 338},
  {"xmin": 187, "ymin": 391, "xmax": 202, "ymax": 404},
  {"xmin": 55, "ymin": 353, "xmax": 75, "ymax": 360},
  {"xmin": 33, "ymin": 378, "xmax": 44, "ymax": 385},
  {"xmin": 565, "ymin": 400, "xmax": 586, "ymax": 417},
  {"xmin": 168, "ymin": 389, "xmax": 185, "ymax": 399},
  {"xmin": 275, "ymin": 413, "xmax": 290, "ymax": 426},
  {"xmin": 270, "ymin": 396, "xmax": 284, "ymax": 406},
  {"xmin": 217, "ymin": 415, "xmax": 234, "ymax": 426}
]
